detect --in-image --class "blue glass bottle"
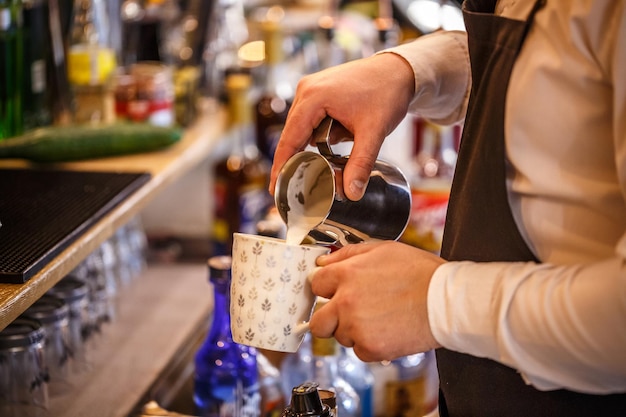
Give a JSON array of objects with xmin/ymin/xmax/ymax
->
[
  {"xmin": 194, "ymin": 256, "xmax": 261, "ymax": 417},
  {"xmin": 338, "ymin": 347, "xmax": 374, "ymax": 417}
]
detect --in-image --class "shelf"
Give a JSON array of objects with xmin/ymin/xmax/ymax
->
[
  {"xmin": 0, "ymin": 109, "xmax": 227, "ymax": 331},
  {"xmin": 48, "ymin": 262, "xmax": 213, "ymax": 417}
]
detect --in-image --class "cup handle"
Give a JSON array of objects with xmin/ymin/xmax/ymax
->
[{"xmin": 295, "ymin": 322, "xmax": 310, "ymax": 335}]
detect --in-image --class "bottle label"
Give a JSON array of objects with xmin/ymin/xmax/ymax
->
[
  {"xmin": 0, "ymin": 8, "xmax": 11, "ymax": 31},
  {"xmin": 212, "ymin": 178, "xmax": 271, "ymax": 253},
  {"xmin": 67, "ymin": 45, "xmax": 116, "ymax": 86},
  {"xmin": 240, "ymin": 384, "xmax": 262, "ymax": 417},
  {"xmin": 30, "ymin": 59, "xmax": 46, "ymax": 94},
  {"xmin": 195, "ymin": 381, "xmax": 261, "ymax": 417},
  {"xmin": 385, "ymin": 376, "xmax": 426, "ymax": 417},
  {"xmin": 402, "ymin": 186, "xmax": 450, "ymax": 253}
]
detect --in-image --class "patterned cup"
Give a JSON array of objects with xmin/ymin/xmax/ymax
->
[{"xmin": 231, "ymin": 233, "xmax": 330, "ymax": 352}]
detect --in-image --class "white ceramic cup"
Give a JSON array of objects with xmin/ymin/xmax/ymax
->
[{"xmin": 230, "ymin": 233, "xmax": 330, "ymax": 352}]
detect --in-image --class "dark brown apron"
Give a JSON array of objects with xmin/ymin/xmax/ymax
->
[{"xmin": 437, "ymin": 0, "xmax": 626, "ymax": 415}]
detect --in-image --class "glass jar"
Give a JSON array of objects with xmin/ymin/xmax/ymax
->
[
  {"xmin": 21, "ymin": 295, "xmax": 73, "ymax": 397},
  {"xmin": 0, "ymin": 317, "xmax": 49, "ymax": 417},
  {"xmin": 47, "ymin": 276, "xmax": 91, "ymax": 373},
  {"xmin": 114, "ymin": 61, "xmax": 175, "ymax": 126}
]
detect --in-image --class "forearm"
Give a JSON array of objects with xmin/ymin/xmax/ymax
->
[{"xmin": 428, "ymin": 256, "xmax": 626, "ymax": 394}]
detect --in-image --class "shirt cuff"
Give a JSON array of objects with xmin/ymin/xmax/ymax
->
[{"xmin": 378, "ymin": 30, "xmax": 471, "ymax": 124}]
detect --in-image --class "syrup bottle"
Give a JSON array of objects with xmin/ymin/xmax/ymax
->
[
  {"xmin": 211, "ymin": 72, "xmax": 272, "ymax": 256},
  {"xmin": 254, "ymin": 8, "xmax": 293, "ymax": 162},
  {"xmin": 193, "ymin": 256, "xmax": 261, "ymax": 417},
  {"xmin": 402, "ymin": 115, "xmax": 458, "ymax": 254}
]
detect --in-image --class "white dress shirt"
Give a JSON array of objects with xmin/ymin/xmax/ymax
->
[{"xmin": 387, "ymin": 0, "xmax": 626, "ymax": 394}]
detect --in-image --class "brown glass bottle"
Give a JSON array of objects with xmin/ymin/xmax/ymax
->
[
  {"xmin": 255, "ymin": 15, "xmax": 292, "ymax": 162},
  {"xmin": 401, "ymin": 115, "xmax": 459, "ymax": 253},
  {"xmin": 212, "ymin": 72, "xmax": 272, "ymax": 256}
]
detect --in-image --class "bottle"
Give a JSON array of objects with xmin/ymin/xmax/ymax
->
[
  {"xmin": 311, "ymin": 300, "xmax": 360, "ymax": 417},
  {"xmin": 202, "ymin": 0, "xmax": 248, "ymax": 103},
  {"xmin": 0, "ymin": 0, "xmax": 23, "ymax": 139},
  {"xmin": 372, "ymin": 0, "xmax": 400, "ymax": 53},
  {"xmin": 120, "ymin": 0, "xmax": 168, "ymax": 65},
  {"xmin": 368, "ymin": 360, "xmax": 399, "ymax": 417},
  {"xmin": 211, "ymin": 72, "xmax": 272, "ymax": 256},
  {"xmin": 22, "ymin": 0, "xmax": 52, "ymax": 130},
  {"xmin": 158, "ymin": 0, "xmax": 203, "ymax": 126},
  {"xmin": 280, "ymin": 332, "xmax": 314, "ymax": 399},
  {"xmin": 67, "ymin": 0, "xmax": 117, "ymax": 123},
  {"xmin": 401, "ymin": 115, "xmax": 458, "ymax": 253},
  {"xmin": 383, "ymin": 351, "xmax": 439, "ymax": 417},
  {"xmin": 194, "ymin": 256, "xmax": 261, "ymax": 417},
  {"xmin": 338, "ymin": 347, "xmax": 375, "ymax": 417},
  {"xmin": 314, "ymin": 7, "xmax": 345, "ymax": 71},
  {"xmin": 47, "ymin": 0, "xmax": 73, "ymax": 125},
  {"xmin": 257, "ymin": 351, "xmax": 287, "ymax": 417},
  {"xmin": 311, "ymin": 335, "xmax": 360, "ymax": 417},
  {"xmin": 254, "ymin": 8, "xmax": 293, "ymax": 162}
]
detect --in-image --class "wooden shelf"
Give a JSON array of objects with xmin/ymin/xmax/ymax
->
[
  {"xmin": 0, "ymin": 109, "xmax": 227, "ymax": 331},
  {"xmin": 48, "ymin": 262, "xmax": 213, "ymax": 417}
]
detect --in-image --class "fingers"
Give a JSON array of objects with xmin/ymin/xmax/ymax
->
[
  {"xmin": 268, "ymin": 90, "xmax": 328, "ymax": 195},
  {"xmin": 309, "ymin": 297, "xmax": 355, "ymax": 348},
  {"xmin": 342, "ymin": 132, "xmax": 382, "ymax": 200}
]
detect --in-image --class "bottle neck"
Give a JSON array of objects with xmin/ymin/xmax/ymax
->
[
  {"xmin": 70, "ymin": 0, "xmax": 110, "ymax": 46},
  {"xmin": 262, "ymin": 24, "xmax": 291, "ymax": 99},
  {"xmin": 207, "ymin": 279, "xmax": 233, "ymax": 342},
  {"xmin": 227, "ymin": 74, "xmax": 260, "ymax": 159}
]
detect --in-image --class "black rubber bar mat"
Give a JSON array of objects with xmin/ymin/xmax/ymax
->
[{"xmin": 0, "ymin": 168, "xmax": 151, "ymax": 283}]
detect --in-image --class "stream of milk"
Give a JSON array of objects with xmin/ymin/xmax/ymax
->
[{"xmin": 283, "ymin": 158, "xmax": 333, "ymax": 245}]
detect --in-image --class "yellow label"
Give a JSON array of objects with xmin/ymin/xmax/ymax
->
[
  {"xmin": 67, "ymin": 45, "xmax": 116, "ymax": 86},
  {"xmin": 385, "ymin": 376, "xmax": 426, "ymax": 417},
  {"xmin": 312, "ymin": 336, "xmax": 337, "ymax": 357}
]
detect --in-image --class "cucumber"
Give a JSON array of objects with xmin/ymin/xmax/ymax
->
[{"xmin": 0, "ymin": 123, "xmax": 183, "ymax": 162}]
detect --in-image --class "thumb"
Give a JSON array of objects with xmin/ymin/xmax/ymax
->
[{"xmin": 343, "ymin": 132, "xmax": 382, "ymax": 201}]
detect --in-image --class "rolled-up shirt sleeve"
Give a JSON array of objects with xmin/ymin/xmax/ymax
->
[{"xmin": 381, "ymin": 30, "xmax": 471, "ymax": 125}]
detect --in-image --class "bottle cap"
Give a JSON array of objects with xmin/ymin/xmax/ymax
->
[
  {"xmin": 283, "ymin": 382, "xmax": 331, "ymax": 417},
  {"xmin": 208, "ymin": 256, "xmax": 232, "ymax": 284}
]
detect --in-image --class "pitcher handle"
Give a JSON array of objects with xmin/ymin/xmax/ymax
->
[{"xmin": 313, "ymin": 117, "xmax": 353, "ymax": 160}]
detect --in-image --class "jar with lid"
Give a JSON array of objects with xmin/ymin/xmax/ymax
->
[
  {"xmin": 21, "ymin": 295, "xmax": 73, "ymax": 397},
  {"xmin": 47, "ymin": 276, "xmax": 91, "ymax": 374},
  {"xmin": 0, "ymin": 317, "xmax": 49, "ymax": 417},
  {"xmin": 114, "ymin": 62, "xmax": 175, "ymax": 126}
]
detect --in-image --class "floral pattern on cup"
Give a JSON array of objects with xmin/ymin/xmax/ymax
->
[{"xmin": 231, "ymin": 233, "xmax": 329, "ymax": 352}]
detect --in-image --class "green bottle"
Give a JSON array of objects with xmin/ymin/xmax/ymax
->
[
  {"xmin": 0, "ymin": 0, "xmax": 24, "ymax": 139},
  {"xmin": 22, "ymin": 0, "xmax": 52, "ymax": 130}
]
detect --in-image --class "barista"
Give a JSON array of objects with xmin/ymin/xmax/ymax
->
[{"xmin": 269, "ymin": 0, "xmax": 626, "ymax": 416}]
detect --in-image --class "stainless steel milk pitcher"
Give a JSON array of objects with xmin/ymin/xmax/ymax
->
[{"xmin": 275, "ymin": 117, "xmax": 412, "ymax": 246}]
